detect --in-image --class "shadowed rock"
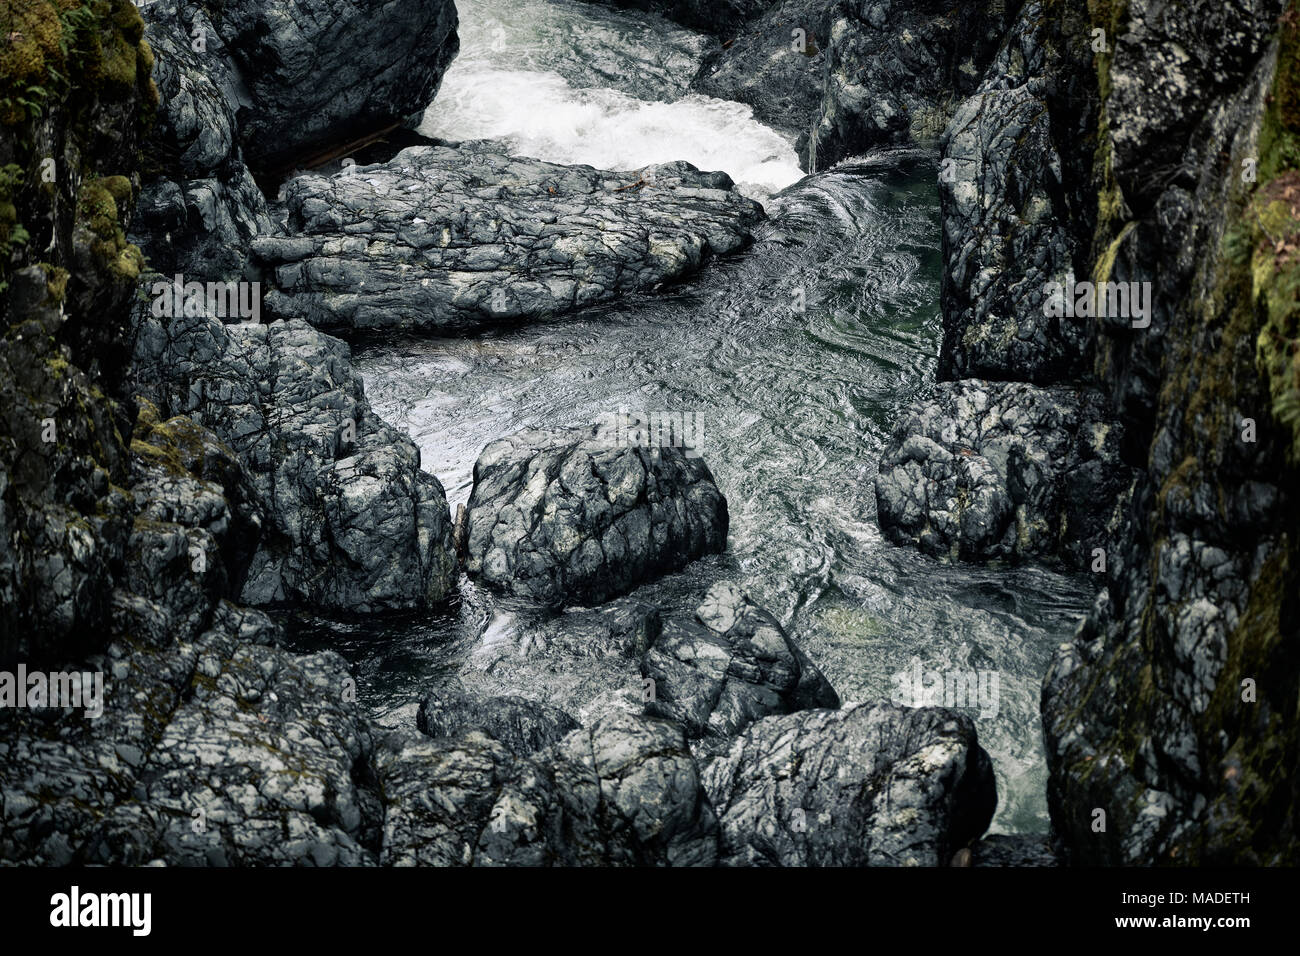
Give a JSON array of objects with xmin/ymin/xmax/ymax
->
[
  {"xmin": 642, "ymin": 583, "xmax": 838, "ymax": 742},
  {"xmin": 875, "ymin": 380, "xmax": 1135, "ymax": 567}
]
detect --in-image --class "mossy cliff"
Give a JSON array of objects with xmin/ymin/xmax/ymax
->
[
  {"xmin": 0, "ymin": 0, "xmax": 156, "ymax": 664},
  {"xmin": 1041, "ymin": 0, "xmax": 1300, "ymax": 864}
]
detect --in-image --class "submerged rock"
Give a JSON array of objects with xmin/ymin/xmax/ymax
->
[
  {"xmin": 378, "ymin": 712, "xmax": 719, "ymax": 866},
  {"xmin": 701, "ymin": 702, "xmax": 997, "ymax": 866},
  {"xmin": 464, "ymin": 422, "xmax": 728, "ymax": 607},
  {"xmin": 642, "ymin": 583, "xmax": 838, "ymax": 742},
  {"xmin": 875, "ymin": 380, "xmax": 1135, "ymax": 567},
  {"xmin": 254, "ymin": 143, "xmax": 763, "ymax": 334}
]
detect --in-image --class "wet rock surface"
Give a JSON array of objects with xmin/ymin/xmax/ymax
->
[
  {"xmin": 131, "ymin": 305, "xmax": 457, "ymax": 613},
  {"xmin": 254, "ymin": 143, "xmax": 763, "ymax": 334},
  {"xmin": 207, "ymin": 0, "xmax": 459, "ymax": 174},
  {"xmin": 701, "ymin": 702, "xmax": 997, "ymax": 866},
  {"xmin": 464, "ymin": 422, "xmax": 729, "ymax": 607},
  {"xmin": 643, "ymin": 583, "xmax": 838, "ymax": 742},
  {"xmin": 695, "ymin": 0, "xmax": 1006, "ymax": 170},
  {"xmin": 417, "ymin": 687, "xmax": 582, "ymax": 757},
  {"xmin": 875, "ymin": 380, "xmax": 1136, "ymax": 568},
  {"xmin": 377, "ymin": 712, "xmax": 720, "ymax": 866}
]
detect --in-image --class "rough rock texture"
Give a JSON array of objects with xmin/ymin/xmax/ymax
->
[
  {"xmin": 377, "ymin": 712, "xmax": 720, "ymax": 866},
  {"xmin": 1041, "ymin": 0, "xmax": 1300, "ymax": 865},
  {"xmin": 694, "ymin": 0, "xmax": 1007, "ymax": 171},
  {"xmin": 580, "ymin": 0, "xmax": 769, "ymax": 36},
  {"xmin": 701, "ymin": 703, "xmax": 997, "ymax": 866},
  {"xmin": 875, "ymin": 379, "xmax": 1136, "ymax": 567},
  {"xmin": 465, "ymin": 422, "xmax": 729, "ymax": 607},
  {"xmin": 253, "ymin": 143, "xmax": 763, "ymax": 334},
  {"xmin": 642, "ymin": 583, "xmax": 838, "ymax": 742},
  {"xmin": 417, "ymin": 687, "xmax": 581, "ymax": 757},
  {"xmin": 936, "ymin": 1, "xmax": 1101, "ymax": 384},
  {"xmin": 2, "ymin": 398, "xmax": 380, "ymax": 865},
  {"xmin": 131, "ymin": 303, "xmax": 457, "ymax": 612},
  {"xmin": 131, "ymin": 1, "xmax": 274, "ymax": 282},
  {"xmin": 206, "ymin": 0, "xmax": 459, "ymax": 174},
  {"xmin": 0, "ymin": 0, "xmax": 157, "ymax": 665}
]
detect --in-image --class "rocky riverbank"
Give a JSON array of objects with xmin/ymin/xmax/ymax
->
[{"xmin": 3, "ymin": 0, "xmax": 1296, "ymax": 867}]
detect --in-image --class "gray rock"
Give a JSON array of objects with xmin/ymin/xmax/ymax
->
[
  {"xmin": 417, "ymin": 687, "xmax": 581, "ymax": 757},
  {"xmin": 936, "ymin": 2, "xmax": 1098, "ymax": 384},
  {"xmin": 133, "ymin": 2, "xmax": 275, "ymax": 281},
  {"xmin": 695, "ymin": 0, "xmax": 1007, "ymax": 171},
  {"xmin": 701, "ymin": 702, "xmax": 997, "ymax": 866},
  {"xmin": 642, "ymin": 582, "xmax": 838, "ymax": 742},
  {"xmin": 875, "ymin": 379, "xmax": 1135, "ymax": 567},
  {"xmin": 464, "ymin": 421, "xmax": 728, "ymax": 607},
  {"xmin": 131, "ymin": 302, "xmax": 457, "ymax": 612},
  {"xmin": 254, "ymin": 143, "xmax": 763, "ymax": 334},
  {"xmin": 377, "ymin": 712, "xmax": 719, "ymax": 865},
  {"xmin": 207, "ymin": 0, "xmax": 459, "ymax": 173}
]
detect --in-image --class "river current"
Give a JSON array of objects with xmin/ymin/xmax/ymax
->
[{"xmin": 287, "ymin": 0, "xmax": 1096, "ymax": 835}]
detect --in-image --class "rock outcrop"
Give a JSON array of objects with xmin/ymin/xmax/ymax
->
[
  {"xmin": 131, "ymin": 304, "xmax": 457, "ymax": 612},
  {"xmin": 464, "ymin": 422, "xmax": 729, "ymax": 607},
  {"xmin": 875, "ymin": 379, "xmax": 1135, "ymax": 567},
  {"xmin": 642, "ymin": 583, "xmax": 838, "ymax": 741},
  {"xmin": 130, "ymin": 1, "xmax": 274, "ymax": 282},
  {"xmin": 377, "ymin": 712, "xmax": 720, "ymax": 866},
  {"xmin": 694, "ymin": 0, "xmax": 1007, "ymax": 171},
  {"xmin": 701, "ymin": 703, "xmax": 997, "ymax": 866},
  {"xmin": 204, "ymin": 0, "xmax": 458, "ymax": 175},
  {"xmin": 254, "ymin": 144, "xmax": 763, "ymax": 334}
]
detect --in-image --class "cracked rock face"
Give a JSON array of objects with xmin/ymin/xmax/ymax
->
[
  {"xmin": 253, "ymin": 143, "xmax": 763, "ymax": 334},
  {"xmin": 464, "ymin": 422, "xmax": 729, "ymax": 607},
  {"xmin": 642, "ymin": 583, "xmax": 838, "ymax": 743},
  {"xmin": 131, "ymin": 2, "xmax": 275, "ymax": 283},
  {"xmin": 132, "ymin": 303, "xmax": 456, "ymax": 612},
  {"xmin": 417, "ymin": 687, "xmax": 582, "ymax": 757},
  {"xmin": 207, "ymin": 0, "xmax": 459, "ymax": 174},
  {"xmin": 701, "ymin": 702, "xmax": 997, "ymax": 866},
  {"xmin": 936, "ymin": 1, "xmax": 1100, "ymax": 384},
  {"xmin": 695, "ymin": 0, "xmax": 1005, "ymax": 170},
  {"xmin": 377, "ymin": 712, "xmax": 720, "ymax": 866},
  {"xmin": 875, "ymin": 380, "xmax": 1135, "ymax": 568}
]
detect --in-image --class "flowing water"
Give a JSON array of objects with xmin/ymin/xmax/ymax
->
[{"xmin": 289, "ymin": 0, "xmax": 1096, "ymax": 835}]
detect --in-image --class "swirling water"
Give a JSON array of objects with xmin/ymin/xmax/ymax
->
[{"xmin": 291, "ymin": 0, "xmax": 1096, "ymax": 835}]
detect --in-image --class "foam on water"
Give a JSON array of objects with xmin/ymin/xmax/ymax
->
[
  {"xmin": 419, "ymin": 0, "xmax": 805, "ymax": 199},
  {"xmin": 422, "ymin": 69, "xmax": 805, "ymax": 198}
]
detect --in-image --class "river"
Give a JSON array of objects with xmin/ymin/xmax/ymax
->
[{"xmin": 287, "ymin": 0, "xmax": 1095, "ymax": 836}]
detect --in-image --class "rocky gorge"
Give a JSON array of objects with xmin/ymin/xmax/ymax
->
[{"xmin": 0, "ymin": 0, "xmax": 1296, "ymax": 870}]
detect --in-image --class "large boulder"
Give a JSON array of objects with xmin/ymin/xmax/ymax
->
[
  {"xmin": 875, "ymin": 379, "xmax": 1135, "ymax": 567},
  {"xmin": 132, "ymin": 304, "xmax": 457, "ymax": 612},
  {"xmin": 254, "ymin": 143, "xmax": 763, "ymax": 334},
  {"xmin": 464, "ymin": 422, "xmax": 728, "ymax": 607},
  {"xmin": 377, "ymin": 712, "xmax": 720, "ymax": 866},
  {"xmin": 642, "ymin": 583, "xmax": 838, "ymax": 741},
  {"xmin": 701, "ymin": 703, "xmax": 997, "ymax": 866},
  {"xmin": 207, "ymin": 0, "xmax": 459, "ymax": 174}
]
